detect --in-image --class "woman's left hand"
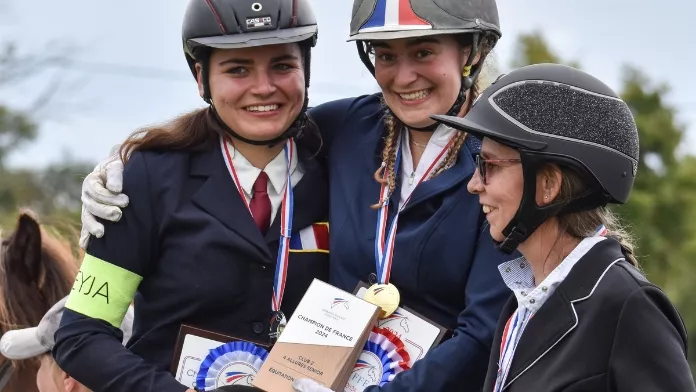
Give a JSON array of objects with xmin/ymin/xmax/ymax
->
[{"xmin": 292, "ymin": 378, "xmax": 335, "ymax": 392}]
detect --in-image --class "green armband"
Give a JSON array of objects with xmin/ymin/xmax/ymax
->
[{"xmin": 66, "ymin": 254, "xmax": 142, "ymax": 327}]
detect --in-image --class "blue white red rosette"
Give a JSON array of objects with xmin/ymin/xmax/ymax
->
[
  {"xmin": 196, "ymin": 341, "xmax": 269, "ymax": 391},
  {"xmin": 344, "ymin": 327, "xmax": 411, "ymax": 392}
]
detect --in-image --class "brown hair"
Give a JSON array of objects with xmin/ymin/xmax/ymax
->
[
  {"xmin": 555, "ymin": 167, "xmax": 639, "ymax": 266},
  {"xmin": 370, "ymin": 34, "xmax": 495, "ymax": 209},
  {"xmin": 119, "ymin": 108, "xmax": 221, "ymax": 163},
  {"xmin": 119, "ymin": 106, "xmax": 321, "ymax": 165}
]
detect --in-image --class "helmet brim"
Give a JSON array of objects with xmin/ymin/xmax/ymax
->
[
  {"xmin": 190, "ymin": 25, "xmax": 317, "ymax": 50},
  {"xmin": 347, "ymin": 25, "xmax": 501, "ymax": 42},
  {"xmin": 431, "ymin": 114, "xmax": 547, "ymax": 151}
]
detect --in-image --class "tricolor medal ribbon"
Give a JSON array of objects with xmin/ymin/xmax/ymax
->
[
  {"xmin": 222, "ymin": 137, "xmax": 294, "ymax": 342},
  {"xmin": 369, "ymin": 133, "xmax": 457, "ymax": 317}
]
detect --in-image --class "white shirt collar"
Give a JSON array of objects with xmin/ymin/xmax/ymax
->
[
  {"xmin": 403, "ymin": 123, "xmax": 456, "ymax": 150},
  {"xmin": 225, "ymin": 139, "xmax": 299, "ymax": 197},
  {"xmin": 498, "ymin": 236, "xmax": 606, "ymax": 313},
  {"xmin": 399, "ymin": 124, "xmax": 457, "ymax": 207}
]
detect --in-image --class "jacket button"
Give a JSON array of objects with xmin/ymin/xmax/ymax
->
[
  {"xmin": 368, "ymin": 273, "xmax": 378, "ymax": 284},
  {"xmin": 252, "ymin": 322, "xmax": 264, "ymax": 334}
]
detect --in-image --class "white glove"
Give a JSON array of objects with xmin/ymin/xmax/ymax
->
[
  {"xmin": 292, "ymin": 379, "xmax": 335, "ymax": 392},
  {"xmin": 79, "ymin": 146, "xmax": 129, "ymax": 249}
]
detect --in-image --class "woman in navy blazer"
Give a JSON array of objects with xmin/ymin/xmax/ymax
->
[
  {"xmin": 435, "ymin": 63, "xmax": 695, "ymax": 391},
  {"xmin": 53, "ymin": 1, "xmax": 330, "ymax": 392},
  {"xmin": 78, "ymin": 1, "xmax": 514, "ymax": 391}
]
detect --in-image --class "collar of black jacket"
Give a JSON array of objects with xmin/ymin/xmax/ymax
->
[{"xmin": 558, "ymin": 237, "xmax": 626, "ymax": 302}]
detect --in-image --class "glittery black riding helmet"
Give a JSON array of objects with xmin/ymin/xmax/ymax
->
[
  {"xmin": 182, "ymin": 0, "xmax": 318, "ymax": 146},
  {"xmin": 347, "ymin": 0, "xmax": 502, "ymax": 132},
  {"xmin": 432, "ymin": 63, "xmax": 640, "ymax": 253}
]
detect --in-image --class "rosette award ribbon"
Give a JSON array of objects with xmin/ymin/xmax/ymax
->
[
  {"xmin": 222, "ymin": 137, "xmax": 295, "ymax": 342},
  {"xmin": 368, "ymin": 133, "xmax": 457, "ymax": 318},
  {"xmin": 196, "ymin": 341, "xmax": 269, "ymax": 391},
  {"xmin": 344, "ymin": 326, "xmax": 411, "ymax": 392}
]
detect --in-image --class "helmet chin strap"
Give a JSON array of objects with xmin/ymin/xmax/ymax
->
[{"xmin": 494, "ymin": 152, "xmax": 612, "ymax": 254}]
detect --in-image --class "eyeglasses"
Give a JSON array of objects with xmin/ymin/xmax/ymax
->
[{"xmin": 475, "ymin": 155, "xmax": 522, "ymax": 185}]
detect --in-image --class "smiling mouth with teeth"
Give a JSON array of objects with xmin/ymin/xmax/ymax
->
[
  {"xmin": 245, "ymin": 104, "xmax": 280, "ymax": 112},
  {"xmin": 398, "ymin": 89, "xmax": 431, "ymax": 101},
  {"xmin": 482, "ymin": 205, "xmax": 496, "ymax": 214}
]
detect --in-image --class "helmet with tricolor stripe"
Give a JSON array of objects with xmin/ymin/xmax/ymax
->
[
  {"xmin": 182, "ymin": 0, "xmax": 318, "ymax": 101},
  {"xmin": 348, "ymin": 0, "xmax": 501, "ymax": 130},
  {"xmin": 349, "ymin": 0, "xmax": 500, "ymax": 41}
]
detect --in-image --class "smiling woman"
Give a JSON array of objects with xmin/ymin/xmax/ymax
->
[
  {"xmin": 371, "ymin": 34, "xmax": 485, "ymax": 129},
  {"xmin": 205, "ymin": 45, "xmax": 306, "ymax": 148},
  {"xmin": 52, "ymin": 1, "xmax": 330, "ymax": 392},
  {"xmin": 434, "ymin": 63, "xmax": 696, "ymax": 392}
]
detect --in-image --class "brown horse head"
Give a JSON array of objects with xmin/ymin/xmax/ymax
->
[{"xmin": 0, "ymin": 211, "xmax": 79, "ymax": 392}]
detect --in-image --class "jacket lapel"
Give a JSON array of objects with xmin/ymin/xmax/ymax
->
[
  {"xmin": 265, "ymin": 149, "xmax": 329, "ymax": 244},
  {"xmin": 502, "ymin": 238, "xmax": 625, "ymax": 389},
  {"xmin": 190, "ymin": 141, "xmax": 272, "ymax": 261},
  {"xmin": 503, "ymin": 289, "xmax": 576, "ymax": 388}
]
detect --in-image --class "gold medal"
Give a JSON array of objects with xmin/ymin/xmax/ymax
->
[{"xmin": 364, "ymin": 283, "xmax": 400, "ymax": 318}]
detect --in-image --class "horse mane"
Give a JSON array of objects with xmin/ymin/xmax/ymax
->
[{"xmin": 0, "ymin": 210, "xmax": 80, "ymax": 391}]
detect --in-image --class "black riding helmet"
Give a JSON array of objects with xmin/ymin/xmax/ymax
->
[
  {"xmin": 182, "ymin": 0, "xmax": 318, "ymax": 146},
  {"xmin": 348, "ymin": 0, "xmax": 501, "ymax": 131},
  {"xmin": 432, "ymin": 63, "xmax": 640, "ymax": 254}
]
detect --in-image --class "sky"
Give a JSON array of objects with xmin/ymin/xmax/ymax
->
[{"xmin": 1, "ymin": 0, "xmax": 694, "ymax": 168}]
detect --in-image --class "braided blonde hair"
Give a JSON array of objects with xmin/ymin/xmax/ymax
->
[
  {"xmin": 370, "ymin": 108, "xmax": 401, "ymax": 209},
  {"xmin": 370, "ymin": 81, "xmax": 481, "ymax": 209}
]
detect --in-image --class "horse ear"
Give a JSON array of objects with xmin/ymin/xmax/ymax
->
[{"xmin": 4, "ymin": 211, "xmax": 42, "ymax": 284}]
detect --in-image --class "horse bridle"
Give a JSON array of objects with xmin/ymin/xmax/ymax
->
[{"xmin": 0, "ymin": 361, "xmax": 13, "ymax": 391}]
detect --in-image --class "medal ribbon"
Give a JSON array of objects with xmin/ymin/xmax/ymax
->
[
  {"xmin": 222, "ymin": 137, "xmax": 294, "ymax": 313},
  {"xmin": 494, "ymin": 308, "xmax": 532, "ymax": 392},
  {"xmin": 374, "ymin": 134, "xmax": 457, "ymax": 284}
]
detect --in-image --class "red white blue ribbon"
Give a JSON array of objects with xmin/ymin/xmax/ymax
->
[
  {"xmin": 221, "ymin": 137, "xmax": 294, "ymax": 313},
  {"xmin": 347, "ymin": 327, "xmax": 411, "ymax": 390},
  {"xmin": 196, "ymin": 341, "xmax": 269, "ymax": 390},
  {"xmin": 594, "ymin": 224, "xmax": 607, "ymax": 237},
  {"xmin": 494, "ymin": 308, "xmax": 531, "ymax": 392},
  {"xmin": 273, "ymin": 143, "xmax": 294, "ymax": 312},
  {"xmin": 374, "ymin": 135, "xmax": 456, "ymax": 284}
]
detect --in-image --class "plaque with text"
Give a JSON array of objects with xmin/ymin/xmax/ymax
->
[{"xmin": 253, "ymin": 279, "xmax": 380, "ymax": 392}]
